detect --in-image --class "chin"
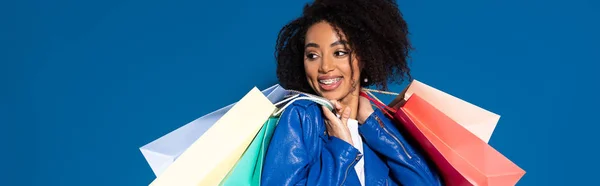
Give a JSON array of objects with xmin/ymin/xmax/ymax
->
[
  {"xmin": 317, "ymin": 87, "xmax": 348, "ymax": 101},
  {"xmin": 319, "ymin": 93, "xmax": 340, "ymax": 100}
]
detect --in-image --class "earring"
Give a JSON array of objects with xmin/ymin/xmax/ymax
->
[{"xmin": 364, "ymin": 78, "xmax": 368, "ymax": 83}]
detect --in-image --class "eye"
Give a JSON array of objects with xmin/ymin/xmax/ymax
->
[
  {"xmin": 306, "ymin": 53, "xmax": 319, "ymax": 60},
  {"xmin": 334, "ymin": 51, "xmax": 349, "ymax": 57}
]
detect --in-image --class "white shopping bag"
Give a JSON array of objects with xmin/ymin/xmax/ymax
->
[{"xmin": 139, "ymin": 84, "xmax": 289, "ymax": 176}]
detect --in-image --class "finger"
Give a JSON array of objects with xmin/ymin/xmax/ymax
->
[
  {"xmin": 323, "ymin": 120, "xmax": 332, "ymax": 136},
  {"xmin": 358, "ymin": 96, "xmax": 373, "ymax": 110},
  {"xmin": 321, "ymin": 105, "xmax": 340, "ymax": 125},
  {"xmin": 323, "ymin": 105, "xmax": 353, "ymax": 145},
  {"xmin": 329, "ymin": 100, "xmax": 342, "ymax": 118},
  {"xmin": 359, "ymin": 95, "xmax": 370, "ymax": 105},
  {"xmin": 335, "ymin": 100, "xmax": 342, "ymax": 110},
  {"xmin": 321, "ymin": 106, "xmax": 334, "ymax": 135},
  {"xmin": 330, "ymin": 100, "xmax": 342, "ymax": 111},
  {"xmin": 341, "ymin": 106, "xmax": 351, "ymax": 126}
]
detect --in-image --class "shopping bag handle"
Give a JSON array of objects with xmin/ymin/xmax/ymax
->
[
  {"xmin": 274, "ymin": 88, "xmax": 399, "ymax": 118},
  {"xmin": 359, "ymin": 89, "xmax": 399, "ymax": 118},
  {"xmin": 273, "ymin": 91, "xmax": 334, "ymax": 117},
  {"xmin": 274, "ymin": 89, "xmax": 327, "ymax": 107}
]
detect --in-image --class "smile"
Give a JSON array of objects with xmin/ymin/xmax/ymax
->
[
  {"xmin": 318, "ymin": 78, "xmax": 342, "ymax": 85},
  {"xmin": 317, "ymin": 77, "xmax": 343, "ymax": 91}
]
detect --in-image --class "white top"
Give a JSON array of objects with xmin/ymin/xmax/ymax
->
[{"xmin": 347, "ymin": 119, "xmax": 365, "ymax": 186}]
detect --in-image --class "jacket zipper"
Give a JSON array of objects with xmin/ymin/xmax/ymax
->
[
  {"xmin": 375, "ymin": 115, "xmax": 412, "ymax": 159},
  {"xmin": 376, "ymin": 115, "xmax": 437, "ymax": 185},
  {"xmin": 340, "ymin": 154, "xmax": 362, "ymax": 186}
]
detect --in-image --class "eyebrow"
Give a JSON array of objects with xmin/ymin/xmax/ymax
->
[
  {"xmin": 330, "ymin": 40, "xmax": 347, "ymax": 47},
  {"xmin": 304, "ymin": 40, "xmax": 348, "ymax": 49},
  {"xmin": 305, "ymin": 43, "xmax": 320, "ymax": 49}
]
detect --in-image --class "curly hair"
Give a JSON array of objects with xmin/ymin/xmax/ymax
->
[{"xmin": 275, "ymin": 0, "xmax": 413, "ymax": 93}]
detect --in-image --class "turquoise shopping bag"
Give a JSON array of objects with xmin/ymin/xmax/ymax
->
[
  {"xmin": 219, "ymin": 117, "xmax": 279, "ymax": 186},
  {"xmin": 219, "ymin": 94, "xmax": 333, "ymax": 186}
]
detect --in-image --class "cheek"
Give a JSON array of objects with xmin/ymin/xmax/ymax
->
[
  {"xmin": 304, "ymin": 62, "xmax": 320, "ymax": 91},
  {"xmin": 339, "ymin": 59, "xmax": 361, "ymax": 82},
  {"xmin": 304, "ymin": 61, "xmax": 319, "ymax": 81}
]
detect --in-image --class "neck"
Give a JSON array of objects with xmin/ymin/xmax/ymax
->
[{"xmin": 339, "ymin": 87, "xmax": 361, "ymax": 120}]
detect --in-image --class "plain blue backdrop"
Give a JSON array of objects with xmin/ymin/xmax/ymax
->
[{"xmin": 2, "ymin": 0, "xmax": 599, "ymax": 185}]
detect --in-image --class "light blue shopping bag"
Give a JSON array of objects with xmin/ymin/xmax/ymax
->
[{"xmin": 139, "ymin": 84, "xmax": 290, "ymax": 176}]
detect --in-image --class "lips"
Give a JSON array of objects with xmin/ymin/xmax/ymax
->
[{"xmin": 318, "ymin": 76, "xmax": 343, "ymax": 91}]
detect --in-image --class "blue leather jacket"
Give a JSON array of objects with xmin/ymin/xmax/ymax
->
[{"xmin": 262, "ymin": 98, "xmax": 443, "ymax": 186}]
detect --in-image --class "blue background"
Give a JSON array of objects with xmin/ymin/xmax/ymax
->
[{"xmin": 2, "ymin": 0, "xmax": 599, "ymax": 185}]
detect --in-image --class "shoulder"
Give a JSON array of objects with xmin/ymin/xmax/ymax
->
[
  {"xmin": 286, "ymin": 98, "xmax": 323, "ymax": 110},
  {"xmin": 274, "ymin": 97, "xmax": 327, "ymax": 151},
  {"xmin": 279, "ymin": 98, "xmax": 323, "ymax": 119}
]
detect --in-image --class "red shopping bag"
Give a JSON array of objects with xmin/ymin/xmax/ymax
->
[{"xmin": 361, "ymin": 91, "xmax": 525, "ymax": 186}]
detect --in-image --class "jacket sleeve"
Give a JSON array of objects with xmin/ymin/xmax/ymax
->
[
  {"xmin": 358, "ymin": 109, "xmax": 443, "ymax": 186},
  {"xmin": 261, "ymin": 103, "xmax": 363, "ymax": 186}
]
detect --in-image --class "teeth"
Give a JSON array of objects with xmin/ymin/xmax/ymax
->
[{"xmin": 319, "ymin": 78, "xmax": 341, "ymax": 85}]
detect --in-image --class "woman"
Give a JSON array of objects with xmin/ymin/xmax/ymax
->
[{"xmin": 262, "ymin": 0, "xmax": 443, "ymax": 185}]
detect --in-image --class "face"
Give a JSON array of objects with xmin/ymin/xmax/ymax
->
[{"xmin": 304, "ymin": 21, "xmax": 361, "ymax": 101}]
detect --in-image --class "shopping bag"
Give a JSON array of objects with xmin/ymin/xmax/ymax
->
[
  {"xmin": 396, "ymin": 94, "xmax": 526, "ymax": 185},
  {"xmin": 218, "ymin": 117, "xmax": 279, "ymax": 186},
  {"xmin": 139, "ymin": 84, "xmax": 288, "ymax": 176},
  {"xmin": 361, "ymin": 79, "xmax": 525, "ymax": 185},
  {"xmin": 384, "ymin": 79, "xmax": 500, "ymax": 143},
  {"xmin": 149, "ymin": 87, "xmax": 278, "ymax": 186},
  {"xmin": 219, "ymin": 94, "xmax": 334, "ymax": 186}
]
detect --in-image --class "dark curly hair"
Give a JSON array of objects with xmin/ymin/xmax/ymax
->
[{"xmin": 275, "ymin": 0, "xmax": 413, "ymax": 94}]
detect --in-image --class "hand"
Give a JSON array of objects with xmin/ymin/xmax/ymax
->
[
  {"xmin": 321, "ymin": 100, "xmax": 353, "ymax": 145},
  {"xmin": 357, "ymin": 95, "xmax": 375, "ymax": 124}
]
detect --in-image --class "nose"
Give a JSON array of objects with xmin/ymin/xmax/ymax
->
[{"xmin": 319, "ymin": 54, "xmax": 335, "ymax": 73}]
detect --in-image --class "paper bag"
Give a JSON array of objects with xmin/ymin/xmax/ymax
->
[
  {"xmin": 139, "ymin": 85, "xmax": 288, "ymax": 176},
  {"xmin": 149, "ymin": 87, "xmax": 277, "ymax": 186},
  {"xmin": 218, "ymin": 117, "xmax": 279, "ymax": 186},
  {"xmin": 388, "ymin": 79, "xmax": 500, "ymax": 143},
  {"xmin": 395, "ymin": 94, "xmax": 526, "ymax": 185}
]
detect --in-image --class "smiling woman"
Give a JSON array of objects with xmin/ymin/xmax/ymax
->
[
  {"xmin": 262, "ymin": 0, "xmax": 443, "ymax": 185},
  {"xmin": 303, "ymin": 23, "xmax": 358, "ymax": 100}
]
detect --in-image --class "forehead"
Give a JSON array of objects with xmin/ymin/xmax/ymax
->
[{"xmin": 305, "ymin": 21, "xmax": 347, "ymax": 44}]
